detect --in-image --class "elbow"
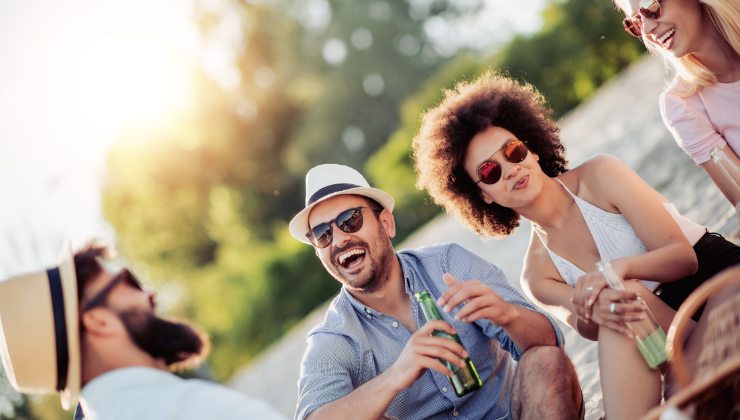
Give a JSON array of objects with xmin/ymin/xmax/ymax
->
[{"xmin": 679, "ymin": 243, "xmax": 698, "ymax": 277}]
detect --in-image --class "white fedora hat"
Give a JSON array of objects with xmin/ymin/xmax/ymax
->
[
  {"xmin": 289, "ymin": 164, "xmax": 395, "ymax": 244},
  {"xmin": 0, "ymin": 243, "xmax": 81, "ymax": 410}
]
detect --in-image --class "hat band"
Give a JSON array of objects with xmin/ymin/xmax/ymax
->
[
  {"xmin": 307, "ymin": 183, "xmax": 362, "ymax": 206},
  {"xmin": 47, "ymin": 268, "xmax": 69, "ymax": 392}
]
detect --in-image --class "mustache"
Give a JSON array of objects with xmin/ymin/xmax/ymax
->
[{"xmin": 331, "ymin": 240, "xmax": 369, "ymax": 262}]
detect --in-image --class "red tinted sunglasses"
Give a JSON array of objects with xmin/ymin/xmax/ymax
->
[
  {"xmin": 623, "ymin": 0, "xmax": 663, "ymax": 37},
  {"xmin": 306, "ymin": 206, "xmax": 381, "ymax": 248},
  {"xmin": 475, "ymin": 138, "xmax": 529, "ymax": 185}
]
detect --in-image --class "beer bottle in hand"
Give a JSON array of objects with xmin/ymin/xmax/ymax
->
[
  {"xmin": 596, "ymin": 260, "xmax": 667, "ymax": 369},
  {"xmin": 414, "ymin": 290, "xmax": 482, "ymax": 396}
]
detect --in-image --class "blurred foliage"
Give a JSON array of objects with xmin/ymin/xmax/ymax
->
[
  {"xmin": 101, "ymin": 0, "xmax": 645, "ymax": 384},
  {"xmin": 491, "ymin": 0, "xmax": 644, "ymax": 117},
  {"xmin": 0, "ymin": 365, "xmax": 32, "ymax": 419},
  {"xmin": 368, "ymin": 55, "xmax": 488, "ymax": 239}
]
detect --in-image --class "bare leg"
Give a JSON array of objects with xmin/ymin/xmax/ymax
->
[
  {"xmin": 511, "ymin": 346, "xmax": 581, "ymax": 420},
  {"xmin": 598, "ymin": 325, "xmax": 662, "ymax": 418},
  {"xmin": 598, "ymin": 281, "xmax": 678, "ymax": 418}
]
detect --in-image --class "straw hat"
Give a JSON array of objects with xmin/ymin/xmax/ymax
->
[
  {"xmin": 0, "ymin": 243, "xmax": 81, "ymax": 410},
  {"xmin": 289, "ymin": 164, "xmax": 395, "ymax": 244}
]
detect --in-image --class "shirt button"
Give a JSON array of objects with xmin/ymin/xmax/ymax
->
[
  {"xmin": 452, "ymin": 411, "xmax": 459, "ymax": 417},
  {"xmin": 391, "ymin": 321, "xmax": 399, "ymax": 328},
  {"xmin": 442, "ymin": 386, "xmax": 448, "ymax": 392}
]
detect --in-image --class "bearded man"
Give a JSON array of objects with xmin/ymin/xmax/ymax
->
[{"xmin": 0, "ymin": 242, "xmax": 285, "ymax": 420}]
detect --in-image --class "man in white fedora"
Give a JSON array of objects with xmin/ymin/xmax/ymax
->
[
  {"xmin": 0, "ymin": 242, "xmax": 285, "ymax": 420},
  {"xmin": 289, "ymin": 164, "xmax": 582, "ymax": 420}
]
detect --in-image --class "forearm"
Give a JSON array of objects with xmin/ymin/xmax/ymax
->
[
  {"xmin": 702, "ymin": 159, "xmax": 740, "ymax": 206},
  {"xmin": 613, "ymin": 241, "xmax": 697, "ymax": 283},
  {"xmin": 306, "ymin": 369, "xmax": 400, "ymax": 420},
  {"xmin": 500, "ymin": 304, "xmax": 557, "ymax": 350}
]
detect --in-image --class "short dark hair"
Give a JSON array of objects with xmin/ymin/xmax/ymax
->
[
  {"xmin": 413, "ymin": 72, "xmax": 568, "ymax": 237},
  {"xmin": 73, "ymin": 241, "xmax": 114, "ymax": 302}
]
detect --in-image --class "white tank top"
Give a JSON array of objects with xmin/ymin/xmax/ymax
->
[{"xmin": 534, "ymin": 179, "xmax": 706, "ymax": 290}]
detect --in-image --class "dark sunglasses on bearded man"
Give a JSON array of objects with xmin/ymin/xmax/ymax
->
[
  {"xmin": 623, "ymin": 0, "xmax": 663, "ymax": 37},
  {"xmin": 306, "ymin": 206, "xmax": 382, "ymax": 248},
  {"xmin": 81, "ymin": 268, "xmax": 145, "ymax": 312},
  {"xmin": 474, "ymin": 138, "xmax": 529, "ymax": 185}
]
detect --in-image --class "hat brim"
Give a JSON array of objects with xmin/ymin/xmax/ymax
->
[
  {"xmin": 58, "ymin": 242, "xmax": 81, "ymax": 410},
  {"xmin": 289, "ymin": 186, "xmax": 395, "ymax": 244}
]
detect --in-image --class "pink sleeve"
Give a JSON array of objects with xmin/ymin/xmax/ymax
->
[{"xmin": 659, "ymin": 88, "xmax": 727, "ymax": 165}]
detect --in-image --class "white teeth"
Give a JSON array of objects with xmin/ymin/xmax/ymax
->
[
  {"xmin": 338, "ymin": 248, "xmax": 365, "ymax": 265},
  {"xmin": 658, "ymin": 28, "xmax": 675, "ymax": 45}
]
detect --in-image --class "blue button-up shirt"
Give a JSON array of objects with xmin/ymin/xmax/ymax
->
[{"xmin": 295, "ymin": 243, "xmax": 564, "ymax": 420}]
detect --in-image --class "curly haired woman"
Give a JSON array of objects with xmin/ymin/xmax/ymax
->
[{"xmin": 412, "ymin": 72, "xmax": 740, "ymax": 418}]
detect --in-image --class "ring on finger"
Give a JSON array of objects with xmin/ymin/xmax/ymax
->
[
  {"xmin": 609, "ymin": 302, "xmax": 617, "ymax": 314},
  {"xmin": 585, "ymin": 286, "xmax": 594, "ymax": 292}
]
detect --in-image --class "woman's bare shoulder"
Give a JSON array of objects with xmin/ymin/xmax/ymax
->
[
  {"xmin": 560, "ymin": 154, "xmax": 633, "ymax": 207},
  {"xmin": 522, "ymin": 230, "xmax": 560, "ymax": 285}
]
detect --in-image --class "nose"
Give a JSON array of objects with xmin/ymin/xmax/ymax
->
[
  {"xmin": 502, "ymin": 161, "xmax": 522, "ymax": 181},
  {"xmin": 331, "ymin": 224, "xmax": 352, "ymax": 247}
]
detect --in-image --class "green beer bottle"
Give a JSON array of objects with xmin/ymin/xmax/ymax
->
[
  {"xmin": 414, "ymin": 290, "xmax": 483, "ymax": 397},
  {"xmin": 596, "ymin": 260, "xmax": 667, "ymax": 369}
]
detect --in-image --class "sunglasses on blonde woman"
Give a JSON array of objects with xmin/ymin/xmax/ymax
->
[
  {"xmin": 475, "ymin": 138, "xmax": 529, "ymax": 185},
  {"xmin": 306, "ymin": 206, "xmax": 381, "ymax": 248},
  {"xmin": 623, "ymin": 0, "xmax": 663, "ymax": 37}
]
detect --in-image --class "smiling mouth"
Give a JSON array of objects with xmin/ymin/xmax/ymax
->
[
  {"xmin": 656, "ymin": 28, "xmax": 675, "ymax": 48},
  {"xmin": 337, "ymin": 248, "xmax": 366, "ymax": 269}
]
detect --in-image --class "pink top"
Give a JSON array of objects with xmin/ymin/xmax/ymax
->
[{"xmin": 660, "ymin": 77, "xmax": 740, "ymax": 165}]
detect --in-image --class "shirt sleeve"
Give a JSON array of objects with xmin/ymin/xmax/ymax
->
[
  {"xmin": 660, "ymin": 85, "xmax": 727, "ymax": 165},
  {"xmin": 445, "ymin": 244, "xmax": 565, "ymax": 360},
  {"xmin": 295, "ymin": 332, "xmax": 358, "ymax": 420}
]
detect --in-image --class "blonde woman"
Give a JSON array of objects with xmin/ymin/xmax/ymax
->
[{"xmin": 617, "ymin": 0, "xmax": 740, "ymax": 208}]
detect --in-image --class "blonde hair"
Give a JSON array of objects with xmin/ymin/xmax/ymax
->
[
  {"xmin": 616, "ymin": 0, "xmax": 740, "ymax": 93},
  {"xmin": 671, "ymin": 0, "xmax": 740, "ymax": 91}
]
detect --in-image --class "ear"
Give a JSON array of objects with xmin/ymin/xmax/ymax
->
[
  {"xmin": 480, "ymin": 189, "xmax": 494, "ymax": 205},
  {"xmin": 378, "ymin": 209, "xmax": 396, "ymax": 239},
  {"xmin": 80, "ymin": 308, "xmax": 125, "ymax": 338},
  {"xmin": 532, "ymin": 151, "xmax": 540, "ymax": 162}
]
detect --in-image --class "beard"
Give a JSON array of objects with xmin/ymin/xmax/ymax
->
[
  {"xmin": 117, "ymin": 308, "xmax": 210, "ymax": 371},
  {"xmin": 328, "ymin": 234, "xmax": 396, "ymax": 294}
]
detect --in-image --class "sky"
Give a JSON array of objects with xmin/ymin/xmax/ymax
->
[{"xmin": 0, "ymin": 0, "xmax": 546, "ymax": 278}]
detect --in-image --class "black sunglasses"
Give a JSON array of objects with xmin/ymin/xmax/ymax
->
[
  {"xmin": 81, "ymin": 268, "xmax": 144, "ymax": 312},
  {"xmin": 475, "ymin": 138, "xmax": 529, "ymax": 185},
  {"xmin": 623, "ymin": 0, "xmax": 663, "ymax": 37},
  {"xmin": 306, "ymin": 206, "xmax": 381, "ymax": 248}
]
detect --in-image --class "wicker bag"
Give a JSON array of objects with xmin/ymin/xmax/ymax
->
[{"xmin": 644, "ymin": 265, "xmax": 740, "ymax": 420}]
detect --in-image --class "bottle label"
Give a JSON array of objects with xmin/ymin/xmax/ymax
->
[{"xmin": 636, "ymin": 327, "xmax": 667, "ymax": 369}]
